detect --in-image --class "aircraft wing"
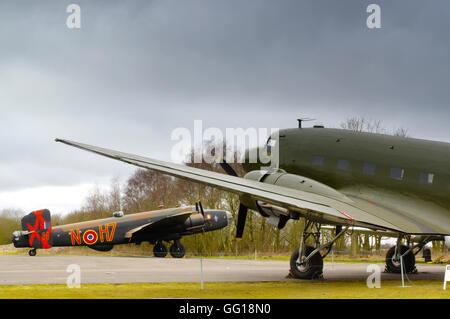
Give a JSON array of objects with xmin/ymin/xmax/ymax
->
[
  {"xmin": 125, "ymin": 211, "xmax": 192, "ymax": 238},
  {"xmin": 55, "ymin": 138, "xmax": 448, "ymax": 235}
]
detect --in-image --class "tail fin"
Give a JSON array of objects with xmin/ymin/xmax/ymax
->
[{"xmin": 21, "ymin": 209, "xmax": 53, "ymax": 249}]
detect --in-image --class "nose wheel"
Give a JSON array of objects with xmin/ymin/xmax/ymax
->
[{"xmin": 28, "ymin": 248, "xmax": 37, "ymax": 256}]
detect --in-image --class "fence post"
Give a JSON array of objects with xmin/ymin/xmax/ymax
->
[
  {"xmin": 400, "ymin": 256, "xmax": 405, "ymax": 287},
  {"xmin": 444, "ymin": 265, "xmax": 450, "ymax": 290},
  {"xmin": 331, "ymin": 249, "xmax": 334, "ymax": 268},
  {"xmin": 200, "ymin": 258, "xmax": 204, "ymax": 290}
]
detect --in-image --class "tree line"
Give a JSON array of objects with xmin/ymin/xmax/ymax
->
[{"xmin": 1, "ymin": 117, "xmax": 445, "ymax": 256}]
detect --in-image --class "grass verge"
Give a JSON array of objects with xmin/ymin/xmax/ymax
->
[{"xmin": 0, "ymin": 281, "xmax": 448, "ymax": 299}]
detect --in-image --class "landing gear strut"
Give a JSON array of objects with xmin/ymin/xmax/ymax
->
[
  {"xmin": 290, "ymin": 221, "xmax": 349, "ymax": 279},
  {"xmin": 385, "ymin": 235, "xmax": 431, "ymax": 274}
]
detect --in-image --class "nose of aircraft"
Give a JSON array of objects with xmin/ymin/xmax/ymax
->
[{"xmin": 226, "ymin": 211, "xmax": 233, "ymax": 224}]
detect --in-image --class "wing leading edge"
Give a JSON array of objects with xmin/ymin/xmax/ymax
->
[{"xmin": 55, "ymin": 138, "xmax": 443, "ymax": 234}]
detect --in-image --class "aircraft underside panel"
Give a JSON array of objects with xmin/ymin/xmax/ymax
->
[{"xmin": 339, "ymin": 186, "xmax": 450, "ymax": 235}]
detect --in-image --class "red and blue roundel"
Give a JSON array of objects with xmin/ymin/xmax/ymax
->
[{"xmin": 83, "ymin": 230, "xmax": 98, "ymax": 245}]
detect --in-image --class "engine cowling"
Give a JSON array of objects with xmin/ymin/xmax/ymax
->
[
  {"xmin": 244, "ymin": 169, "xmax": 348, "ymax": 201},
  {"xmin": 238, "ymin": 169, "xmax": 352, "ymax": 228},
  {"xmin": 183, "ymin": 213, "xmax": 205, "ymax": 230}
]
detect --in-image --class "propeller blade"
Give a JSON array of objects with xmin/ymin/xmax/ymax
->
[
  {"xmin": 195, "ymin": 200, "xmax": 205, "ymax": 216},
  {"xmin": 236, "ymin": 204, "xmax": 248, "ymax": 240},
  {"xmin": 199, "ymin": 201, "xmax": 205, "ymax": 216}
]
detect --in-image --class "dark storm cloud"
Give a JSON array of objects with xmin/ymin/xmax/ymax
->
[{"xmin": 0, "ymin": 0, "xmax": 449, "ymax": 191}]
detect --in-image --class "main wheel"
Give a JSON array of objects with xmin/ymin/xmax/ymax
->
[
  {"xmin": 28, "ymin": 249, "xmax": 37, "ymax": 256},
  {"xmin": 170, "ymin": 241, "xmax": 185, "ymax": 258},
  {"xmin": 290, "ymin": 246, "xmax": 323, "ymax": 279},
  {"xmin": 153, "ymin": 242, "xmax": 168, "ymax": 258},
  {"xmin": 385, "ymin": 245, "xmax": 416, "ymax": 273}
]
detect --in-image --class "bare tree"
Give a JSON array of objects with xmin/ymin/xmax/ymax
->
[
  {"xmin": 393, "ymin": 127, "xmax": 409, "ymax": 137},
  {"xmin": 0, "ymin": 209, "xmax": 24, "ymax": 244},
  {"xmin": 108, "ymin": 177, "xmax": 122, "ymax": 212},
  {"xmin": 340, "ymin": 116, "xmax": 386, "ymax": 134},
  {"xmin": 340, "ymin": 116, "xmax": 409, "ymax": 137}
]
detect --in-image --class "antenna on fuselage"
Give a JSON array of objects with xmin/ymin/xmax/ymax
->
[{"xmin": 297, "ymin": 118, "xmax": 315, "ymax": 128}]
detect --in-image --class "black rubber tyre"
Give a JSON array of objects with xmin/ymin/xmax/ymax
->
[
  {"xmin": 29, "ymin": 249, "xmax": 37, "ymax": 256},
  {"xmin": 385, "ymin": 245, "xmax": 416, "ymax": 273},
  {"xmin": 170, "ymin": 241, "xmax": 185, "ymax": 258},
  {"xmin": 153, "ymin": 242, "xmax": 168, "ymax": 258},
  {"xmin": 290, "ymin": 246, "xmax": 323, "ymax": 279}
]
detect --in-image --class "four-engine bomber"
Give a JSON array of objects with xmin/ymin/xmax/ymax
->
[{"xmin": 12, "ymin": 203, "xmax": 232, "ymax": 257}]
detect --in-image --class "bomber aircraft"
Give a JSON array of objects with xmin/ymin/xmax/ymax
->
[
  {"xmin": 55, "ymin": 125, "xmax": 450, "ymax": 279},
  {"xmin": 12, "ymin": 202, "xmax": 232, "ymax": 257}
]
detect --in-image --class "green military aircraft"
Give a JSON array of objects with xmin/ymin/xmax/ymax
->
[
  {"xmin": 12, "ymin": 203, "xmax": 232, "ymax": 257},
  {"xmin": 55, "ymin": 125, "xmax": 450, "ymax": 279}
]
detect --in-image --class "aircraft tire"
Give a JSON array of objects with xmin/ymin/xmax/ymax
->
[
  {"xmin": 153, "ymin": 242, "xmax": 168, "ymax": 258},
  {"xmin": 28, "ymin": 249, "xmax": 37, "ymax": 256},
  {"xmin": 170, "ymin": 241, "xmax": 185, "ymax": 258},
  {"xmin": 385, "ymin": 245, "xmax": 415, "ymax": 273},
  {"xmin": 289, "ymin": 246, "xmax": 323, "ymax": 279}
]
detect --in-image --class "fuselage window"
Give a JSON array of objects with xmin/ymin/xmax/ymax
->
[
  {"xmin": 390, "ymin": 168, "xmax": 405, "ymax": 180},
  {"xmin": 363, "ymin": 163, "xmax": 376, "ymax": 175},
  {"xmin": 337, "ymin": 159, "xmax": 349, "ymax": 170},
  {"xmin": 312, "ymin": 156, "xmax": 324, "ymax": 166},
  {"xmin": 266, "ymin": 138, "xmax": 277, "ymax": 156},
  {"xmin": 419, "ymin": 172, "xmax": 434, "ymax": 184}
]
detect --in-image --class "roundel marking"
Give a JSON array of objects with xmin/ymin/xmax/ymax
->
[{"xmin": 83, "ymin": 230, "xmax": 98, "ymax": 245}]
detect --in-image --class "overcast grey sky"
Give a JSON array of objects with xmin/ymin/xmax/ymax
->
[{"xmin": 1, "ymin": 0, "xmax": 449, "ymax": 214}]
